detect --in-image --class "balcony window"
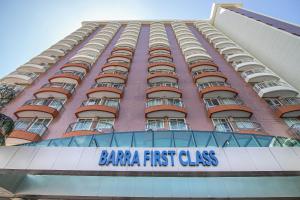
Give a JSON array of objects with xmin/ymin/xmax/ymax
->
[
  {"xmin": 83, "ymin": 98, "xmax": 120, "ymax": 108},
  {"xmin": 72, "ymin": 119, "xmax": 93, "ymax": 131},
  {"xmin": 197, "ymin": 81, "xmax": 228, "ymax": 90},
  {"xmin": 55, "ymin": 70, "xmax": 84, "ymax": 79},
  {"xmin": 146, "ymin": 119, "xmax": 164, "ymax": 130},
  {"xmin": 93, "ymin": 82, "xmax": 124, "ymax": 90},
  {"xmin": 148, "ymin": 82, "xmax": 178, "ymax": 88},
  {"xmin": 146, "ymin": 98, "xmax": 183, "ymax": 107},
  {"xmin": 101, "ymin": 70, "xmax": 128, "ymax": 76},
  {"xmin": 25, "ymin": 98, "xmax": 65, "ymax": 111},
  {"xmin": 213, "ymin": 118, "xmax": 262, "ymax": 133},
  {"xmin": 192, "ymin": 68, "xmax": 217, "ymax": 77},
  {"xmin": 149, "ymin": 69, "xmax": 175, "ymax": 74},
  {"xmin": 42, "ymin": 82, "xmax": 76, "ymax": 92},
  {"xmin": 14, "ymin": 118, "xmax": 50, "ymax": 135},
  {"xmin": 69, "ymin": 118, "xmax": 114, "ymax": 132},
  {"xmin": 169, "ymin": 118, "xmax": 188, "ymax": 130},
  {"xmin": 204, "ymin": 98, "xmax": 243, "ymax": 107},
  {"xmin": 266, "ymin": 97, "xmax": 300, "ymax": 108}
]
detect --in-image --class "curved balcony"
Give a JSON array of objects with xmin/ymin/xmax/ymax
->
[
  {"xmin": 253, "ymin": 81, "xmax": 299, "ymax": 98},
  {"xmin": 198, "ymin": 81, "xmax": 238, "ymax": 98},
  {"xmin": 205, "ymin": 32, "xmax": 223, "ymax": 40},
  {"xmin": 188, "ymin": 60, "xmax": 218, "ymax": 73},
  {"xmin": 30, "ymin": 55, "xmax": 58, "ymax": 65},
  {"xmin": 95, "ymin": 70, "xmax": 127, "ymax": 83},
  {"xmin": 193, "ymin": 71, "xmax": 227, "ymax": 84},
  {"xmin": 148, "ymin": 54, "xmax": 173, "ymax": 64},
  {"xmin": 60, "ymin": 62, "xmax": 91, "ymax": 73},
  {"xmin": 145, "ymin": 98, "xmax": 187, "ymax": 118},
  {"xmin": 147, "ymin": 70, "xmax": 178, "ymax": 83},
  {"xmin": 214, "ymin": 41, "xmax": 236, "ymax": 50},
  {"xmin": 67, "ymin": 34, "xmax": 84, "ymax": 41},
  {"xmin": 17, "ymin": 63, "xmax": 49, "ymax": 73},
  {"xmin": 226, "ymin": 53, "xmax": 254, "ymax": 63},
  {"xmin": 6, "ymin": 122, "xmax": 47, "ymax": 145},
  {"xmin": 1, "ymin": 71, "xmax": 37, "ymax": 85},
  {"xmin": 87, "ymin": 82, "xmax": 124, "ymax": 98},
  {"xmin": 241, "ymin": 69, "xmax": 280, "ymax": 83},
  {"xmin": 85, "ymin": 42, "xmax": 104, "ymax": 50},
  {"xmin": 215, "ymin": 120, "xmax": 264, "ymax": 135},
  {"xmin": 111, "ymin": 47, "xmax": 134, "ymax": 56},
  {"xmin": 15, "ymin": 99, "xmax": 64, "ymax": 118},
  {"xmin": 268, "ymin": 98, "xmax": 300, "ymax": 118},
  {"xmin": 107, "ymin": 54, "xmax": 132, "ymax": 64},
  {"xmin": 149, "ymin": 41, "xmax": 169, "ymax": 49},
  {"xmin": 42, "ymin": 48, "xmax": 65, "ymax": 57},
  {"xmin": 180, "ymin": 41, "xmax": 201, "ymax": 51},
  {"xmin": 234, "ymin": 61, "xmax": 266, "ymax": 72},
  {"xmin": 34, "ymin": 83, "xmax": 75, "ymax": 99},
  {"xmin": 205, "ymin": 98, "xmax": 252, "ymax": 118},
  {"xmin": 185, "ymin": 53, "xmax": 212, "ymax": 65},
  {"xmin": 149, "ymin": 47, "xmax": 171, "ymax": 56},
  {"xmin": 209, "ymin": 36, "xmax": 230, "ymax": 44},
  {"xmin": 115, "ymin": 41, "xmax": 136, "ymax": 49},
  {"xmin": 49, "ymin": 70, "xmax": 84, "ymax": 84},
  {"xmin": 60, "ymin": 38, "xmax": 78, "ymax": 46},
  {"xmin": 146, "ymin": 82, "xmax": 182, "ymax": 98},
  {"xmin": 51, "ymin": 43, "xmax": 73, "ymax": 52},
  {"xmin": 70, "ymin": 54, "xmax": 96, "ymax": 64},
  {"xmin": 64, "ymin": 121, "xmax": 114, "ymax": 138},
  {"xmin": 148, "ymin": 62, "xmax": 176, "ymax": 72},
  {"xmin": 90, "ymin": 38, "xmax": 109, "ymax": 46},
  {"xmin": 220, "ymin": 46, "xmax": 244, "ymax": 56},
  {"xmin": 75, "ymin": 99, "xmax": 119, "ymax": 118},
  {"xmin": 183, "ymin": 46, "xmax": 206, "ymax": 57},
  {"xmin": 102, "ymin": 62, "xmax": 130, "ymax": 72}
]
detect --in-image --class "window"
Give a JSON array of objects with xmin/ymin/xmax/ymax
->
[
  {"xmin": 49, "ymin": 99, "xmax": 64, "ymax": 110},
  {"xmin": 27, "ymin": 118, "xmax": 51, "ymax": 135},
  {"xmin": 73, "ymin": 119, "xmax": 93, "ymax": 131},
  {"xmin": 212, "ymin": 118, "xmax": 232, "ymax": 132},
  {"xmin": 265, "ymin": 98, "xmax": 282, "ymax": 107},
  {"xmin": 234, "ymin": 118, "xmax": 256, "ymax": 130},
  {"xmin": 15, "ymin": 119, "xmax": 32, "ymax": 130},
  {"xmin": 95, "ymin": 119, "xmax": 114, "ymax": 130},
  {"xmin": 283, "ymin": 118, "xmax": 300, "ymax": 127},
  {"xmin": 169, "ymin": 118, "xmax": 188, "ymax": 130},
  {"xmin": 147, "ymin": 119, "xmax": 164, "ymax": 130}
]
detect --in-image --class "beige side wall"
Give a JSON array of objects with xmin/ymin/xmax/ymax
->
[{"xmin": 212, "ymin": 7, "xmax": 300, "ymax": 91}]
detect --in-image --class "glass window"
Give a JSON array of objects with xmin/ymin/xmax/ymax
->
[
  {"xmin": 212, "ymin": 118, "xmax": 232, "ymax": 132},
  {"xmin": 73, "ymin": 119, "xmax": 93, "ymax": 131},
  {"xmin": 169, "ymin": 118, "xmax": 187, "ymax": 130},
  {"xmin": 235, "ymin": 118, "xmax": 255, "ymax": 129},
  {"xmin": 146, "ymin": 119, "xmax": 164, "ymax": 130},
  {"xmin": 283, "ymin": 118, "xmax": 300, "ymax": 127},
  {"xmin": 95, "ymin": 119, "xmax": 114, "ymax": 131},
  {"xmin": 49, "ymin": 99, "xmax": 64, "ymax": 110},
  {"xmin": 15, "ymin": 119, "xmax": 32, "ymax": 130},
  {"xmin": 28, "ymin": 118, "xmax": 51, "ymax": 135}
]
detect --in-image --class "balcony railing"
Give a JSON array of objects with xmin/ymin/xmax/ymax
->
[
  {"xmin": 91, "ymin": 82, "xmax": 124, "ymax": 90},
  {"xmin": 241, "ymin": 68, "xmax": 273, "ymax": 78},
  {"xmin": 66, "ymin": 121, "xmax": 114, "ymax": 133},
  {"xmin": 55, "ymin": 70, "xmax": 84, "ymax": 79},
  {"xmin": 148, "ymin": 69, "xmax": 176, "ymax": 75},
  {"xmin": 41, "ymin": 82, "xmax": 75, "ymax": 93},
  {"xmin": 253, "ymin": 80, "xmax": 291, "ymax": 93},
  {"xmin": 81, "ymin": 99, "xmax": 120, "ymax": 109},
  {"xmin": 197, "ymin": 81, "xmax": 230, "ymax": 90},
  {"xmin": 268, "ymin": 97, "xmax": 300, "ymax": 108},
  {"xmin": 148, "ymin": 82, "xmax": 179, "ymax": 88},
  {"xmin": 192, "ymin": 68, "xmax": 218, "ymax": 77},
  {"xmin": 24, "ymin": 99, "xmax": 64, "ymax": 111},
  {"xmin": 214, "ymin": 120, "xmax": 263, "ymax": 133},
  {"xmin": 289, "ymin": 123, "xmax": 300, "ymax": 137},
  {"xmin": 204, "ymin": 97, "xmax": 243, "ymax": 108},
  {"xmin": 146, "ymin": 98, "xmax": 184, "ymax": 108},
  {"xmin": 100, "ymin": 70, "xmax": 128, "ymax": 76},
  {"xmin": 146, "ymin": 122, "xmax": 190, "ymax": 131},
  {"xmin": 14, "ymin": 121, "xmax": 48, "ymax": 136},
  {"xmin": 8, "ymin": 71, "xmax": 37, "ymax": 79}
]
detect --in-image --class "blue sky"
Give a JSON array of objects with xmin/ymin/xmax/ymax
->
[{"xmin": 0, "ymin": 0, "xmax": 300, "ymax": 77}]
